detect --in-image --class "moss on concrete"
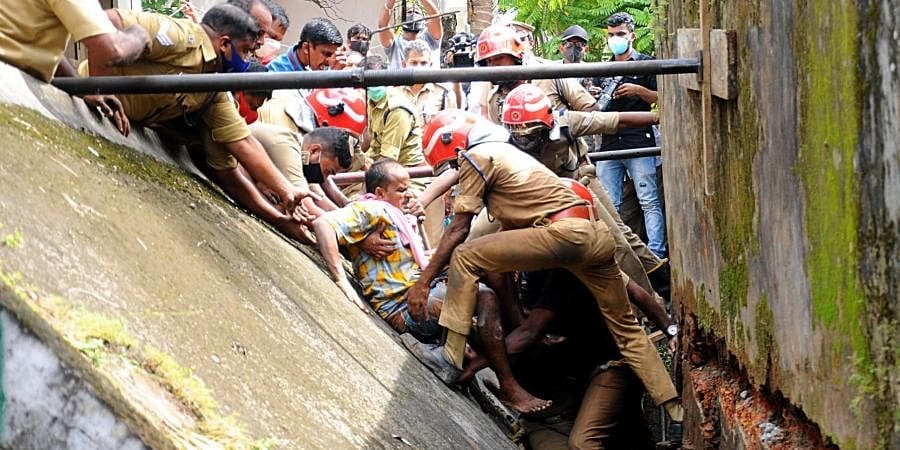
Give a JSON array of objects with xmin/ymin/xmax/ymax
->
[
  {"xmin": 0, "ymin": 264, "xmax": 275, "ymax": 449},
  {"xmin": 794, "ymin": 0, "xmax": 876, "ymax": 430},
  {"xmin": 718, "ymin": 263, "xmax": 748, "ymax": 322},
  {"xmin": 753, "ymin": 295, "xmax": 778, "ymax": 384}
]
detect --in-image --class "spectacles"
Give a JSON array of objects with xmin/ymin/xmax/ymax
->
[{"xmin": 562, "ymin": 40, "xmax": 586, "ymax": 49}]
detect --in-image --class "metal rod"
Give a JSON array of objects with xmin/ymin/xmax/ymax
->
[
  {"xmin": 371, "ymin": 10, "xmax": 460, "ymax": 33},
  {"xmin": 587, "ymin": 147, "xmax": 661, "ymax": 161},
  {"xmin": 51, "ymin": 59, "xmax": 700, "ymax": 95},
  {"xmin": 331, "ymin": 166, "xmax": 434, "ymax": 185},
  {"xmin": 328, "ymin": 148, "xmax": 661, "ymax": 185}
]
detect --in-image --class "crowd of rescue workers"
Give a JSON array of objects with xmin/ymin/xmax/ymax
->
[{"xmin": 1, "ymin": 0, "xmax": 685, "ymax": 447}]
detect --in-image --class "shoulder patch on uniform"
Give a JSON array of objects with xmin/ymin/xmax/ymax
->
[{"xmin": 156, "ymin": 20, "xmax": 174, "ymax": 47}]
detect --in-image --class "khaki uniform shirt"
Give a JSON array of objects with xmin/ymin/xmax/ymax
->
[
  {"xmin": 541, "ymin": 110, "xmax": 621, "ymax": 176},
  {"xmin": 0, "ymin": 0, "xmax": 116, "ymax": 81},
  {"xmin": 532, "ymin": 77, "xmax": 597, "ymax": 112},
  {"xmin": 250, "ymin": 122, "xmax": 309, "ymax": 190},
  {"xmin": 366, "ymin": 89, "xmax": 426, "ymax": 167},
  {"xmin": 80, "ymin": 10, "xmax": 248, "ymax": 170},
  {"xmin": 400, "ymin": 83, "xmax": 458, "ymax": 125},
  {"xmin": 454, "ymin": 142, "xmax": 585, "ymax": 231},
  {"xmin": 256, "ymin": 90, "xmax": 369, "ymax": 174}
]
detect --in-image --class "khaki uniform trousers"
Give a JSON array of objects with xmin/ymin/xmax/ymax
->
[
  {"xmin": 525, "ymin": 366, "xmax": 652, "ymax": 450},
  {"xmin": 568, "ymin": 364, "xmax": 654, "ymax": 449},
  {"xmin": 439, "ymin": 217, "xmax": 678, "ymax": 405}
]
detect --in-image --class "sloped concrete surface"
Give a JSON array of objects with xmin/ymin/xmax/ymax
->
[
  {"xmin": 1, "ymin": 311, "xmax": 147, "ymax": 450},
  {"xmin": 0, "ymin": 64, "xmax": 513, "ymax": 449}
]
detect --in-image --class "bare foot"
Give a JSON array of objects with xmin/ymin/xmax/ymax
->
[
  {"xmin": 484, "ymin": 379, "xmax": 552, "ymax": 416},
  {"xmin": 457, "ymin": 354, "xmax": 489, "ymax": 385}
]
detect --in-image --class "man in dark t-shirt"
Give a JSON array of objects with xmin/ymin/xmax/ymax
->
[{"xmin": 594, "ymin": 12, "xmax": 668, "ymax": 260}]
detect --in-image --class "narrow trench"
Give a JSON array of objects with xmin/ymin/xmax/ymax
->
[{"xmin": 680, "ymin": 313, "xmax": 838, "ymax": 450}]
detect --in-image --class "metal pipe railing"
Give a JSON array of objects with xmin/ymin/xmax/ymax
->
[
  {"xmin": 51, "ymin": 59, "xmax": 700, "ymax": 95},
  {"xmin": 587, "ymin": 146, "xmax": 661, "ymax": 161},
  {"xmin": 329, "ymin": 147, "xmax": 662, "ymax": 185}
]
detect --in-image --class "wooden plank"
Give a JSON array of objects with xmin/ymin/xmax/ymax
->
[{"xmin": 677, "ymin": 28, "xmax": 737, "ymax": 100}]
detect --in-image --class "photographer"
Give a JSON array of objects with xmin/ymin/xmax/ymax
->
[
  {"xmin": 594, "ymin": 12, "xmax": 666, "ymax": 259},
  {"xmin": 444, "ymin": 31, "xmax": 477, "ymax": 111}
]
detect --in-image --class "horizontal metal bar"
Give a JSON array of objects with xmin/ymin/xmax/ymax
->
[
  {"xmin": 51, "ymin": 59, "xmax": 700, "ymax": 95},
  {"xmin": 587, "ymin": 147, "xmax": 661, "ymax": 161},
  {"xmin": 371, "ymin": 11, "xmax": 461, "ymax": 33},
  {"xmin": 330, "ymin": 166, "xmax": 434, "ymax": 185},
  {"xmin": 329, "ymin": 147, "xmax": 661, "ymax": 185}
]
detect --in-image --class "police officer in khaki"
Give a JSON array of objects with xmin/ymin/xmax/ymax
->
[
  {"xmin": 399, "ymin": 40, "xmax": 457, "ymax": 124},
  {"xmin": 363, "ymin": 57, "xmax": 427, "ymax": 169},
  {"xmin": 405, "ymin": 110, "xmax": 684, "ymax": 423},
  {"xmin": 474, "ymin": 25, "xmax": 598, "ymax": 125},
  {"xmin": 502, "ymin": 84, "xmax": 666, "ymax": 285},
  {"xmin": 0, "ymin": 0, "xmax": 149, "ymax": 134},
  {"xmin": 81, "ymin": 5, "xmax": 311, "ymax": 241}
]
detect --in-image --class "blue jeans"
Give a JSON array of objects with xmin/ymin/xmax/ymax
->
[
  {"xmin": 596, "ymin": 157, "xmax": 667, "ymax": 258},
  {"xmin": 400, "ymin": 283, "xmax": 444, "ymax": 344}
]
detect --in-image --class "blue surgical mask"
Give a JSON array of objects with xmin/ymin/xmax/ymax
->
[
  {"xmin": 222, "ymin": 41, "xmax": 250, "ymax": 73},
  {"xmin": 608, "ymin": 36, "xmax": 630, "ymax": 56},
  {"xmin": 367, "ymin": 86, "xmax": 387, "ymax": 102}
]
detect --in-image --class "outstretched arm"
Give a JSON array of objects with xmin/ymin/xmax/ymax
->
[
  {"xmin": 419, "ymin": 0, "xmax": 443, "ymax": 41},
  {"xmin": 406, "ymin": 212, "xmax": 473, "ymax": 321},
  {"xmin": 376, "ymin": 0, "xmax": 396, "ymax": 50},
  {"xmin": 616, "ymin": 111, "xmax": 659, "ymax": 128},
  {"xmin": 313, "ymin": 217, "xmax": 370, "ymax": 312},
  {"xmin": 405, "ymin": 168, "xmax": 458, "ymax": 216}
]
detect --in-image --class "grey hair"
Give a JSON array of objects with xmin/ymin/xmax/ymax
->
[{"xmin": 403, "ymin": 39, "xmax": 433, "ymax": 61}]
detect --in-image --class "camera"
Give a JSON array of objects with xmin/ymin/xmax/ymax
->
[
  {"xmin": 593, "ymin": 75, "xmax": 623, "ymax": 111},
  {"xmin": 446, "ymin": 31, "xmax": 476, "ymax": 68}
]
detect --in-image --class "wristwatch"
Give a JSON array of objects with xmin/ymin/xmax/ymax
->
[{"xmin": 666, "ymin": 324, "xmax": 678, "ymax": 338}]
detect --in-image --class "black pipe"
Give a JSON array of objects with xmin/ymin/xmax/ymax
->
[
  {"xmin": 329, "ymin": 148, "xmax": 662, "ymax": 185},
  {"xmin": 588, "ymin": 147, "xmax": 661, "ymax": 161},
  {"xmin": 371, "ymin": 11, "xmax": 460, "ymax": 33},
  {"xmin": 51, "ymin": 59, "xmax": 700, "ymax": 95}
]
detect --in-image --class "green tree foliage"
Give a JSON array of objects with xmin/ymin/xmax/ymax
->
[
  {"xmin": 142, "ymin": 0, "xmax": 185, "ymax": 18},
  {"xmin": 499, "ymin": 0, "xmax": 656, "ymax": 61}
]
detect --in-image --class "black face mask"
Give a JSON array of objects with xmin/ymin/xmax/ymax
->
[
  {"xmin": 496, "ymin": 79, "xmax": 521, "ymax": 91},
  {"xmin": 564, "ymin": 45, "xmax": 584, "ymax": 63},
  {"xmin": 349, "ymin": 40, "xmax": 369, "ymax": 55},
  {"xmin": 509, "ymin": 128, "xmax": 551, "ymax": 157},
  {"xmin": 303, "ymin": 163, "xmax": 325, "ymax": 184}
]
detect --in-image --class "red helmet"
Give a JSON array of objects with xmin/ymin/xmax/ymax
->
[
  {"xmin": 560, "ymin": 177, "xmax": 595, "ymax": 205},
  {"xmin": 307, "ymin": 88, "xmax": 367, "ymax": 137},
  {"xmin": 475, "ymin": 25, "xmax": 525, "ymax": 65},
  {"xmin": 422, "ymin": 109, "xmax": 479, "ymax": 167},
  {"xmin": 501, "ymin": 83, "xmax": 554, "ymax": 129}
]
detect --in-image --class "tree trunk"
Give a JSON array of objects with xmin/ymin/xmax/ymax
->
[{"xmin": 467, "ymin": 0, "xmax": 496, "ymax": 34}]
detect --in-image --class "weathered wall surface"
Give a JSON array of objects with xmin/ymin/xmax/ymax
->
[
  {"xmin": 0, "ymin": 311, "xmax": 147, "ymax": 450},
  {"xmin": 659, "ymin": 0, "xmax": 898, "ymax": 448},
  {"xmin": 0, "ymin": 63, "xmax": 513, "ymax": 449}
]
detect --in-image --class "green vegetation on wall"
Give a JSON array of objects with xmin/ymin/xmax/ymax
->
[{"xmin": 794, "ymin": 1, "xmax": 888, "ymax": 444}]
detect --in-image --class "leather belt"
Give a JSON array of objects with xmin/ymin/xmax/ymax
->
[{"xmin": 548, "ymin": 204, "xmax": 593, "ymax": 223}]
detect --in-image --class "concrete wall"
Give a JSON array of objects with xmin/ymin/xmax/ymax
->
[
  {"xmin": 0, "ymin": 311, "xmax": 147, "ymax": 450},
  {"xmin": 659, "ymin": 0, "xmax": 897, "ymax": 448}
]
